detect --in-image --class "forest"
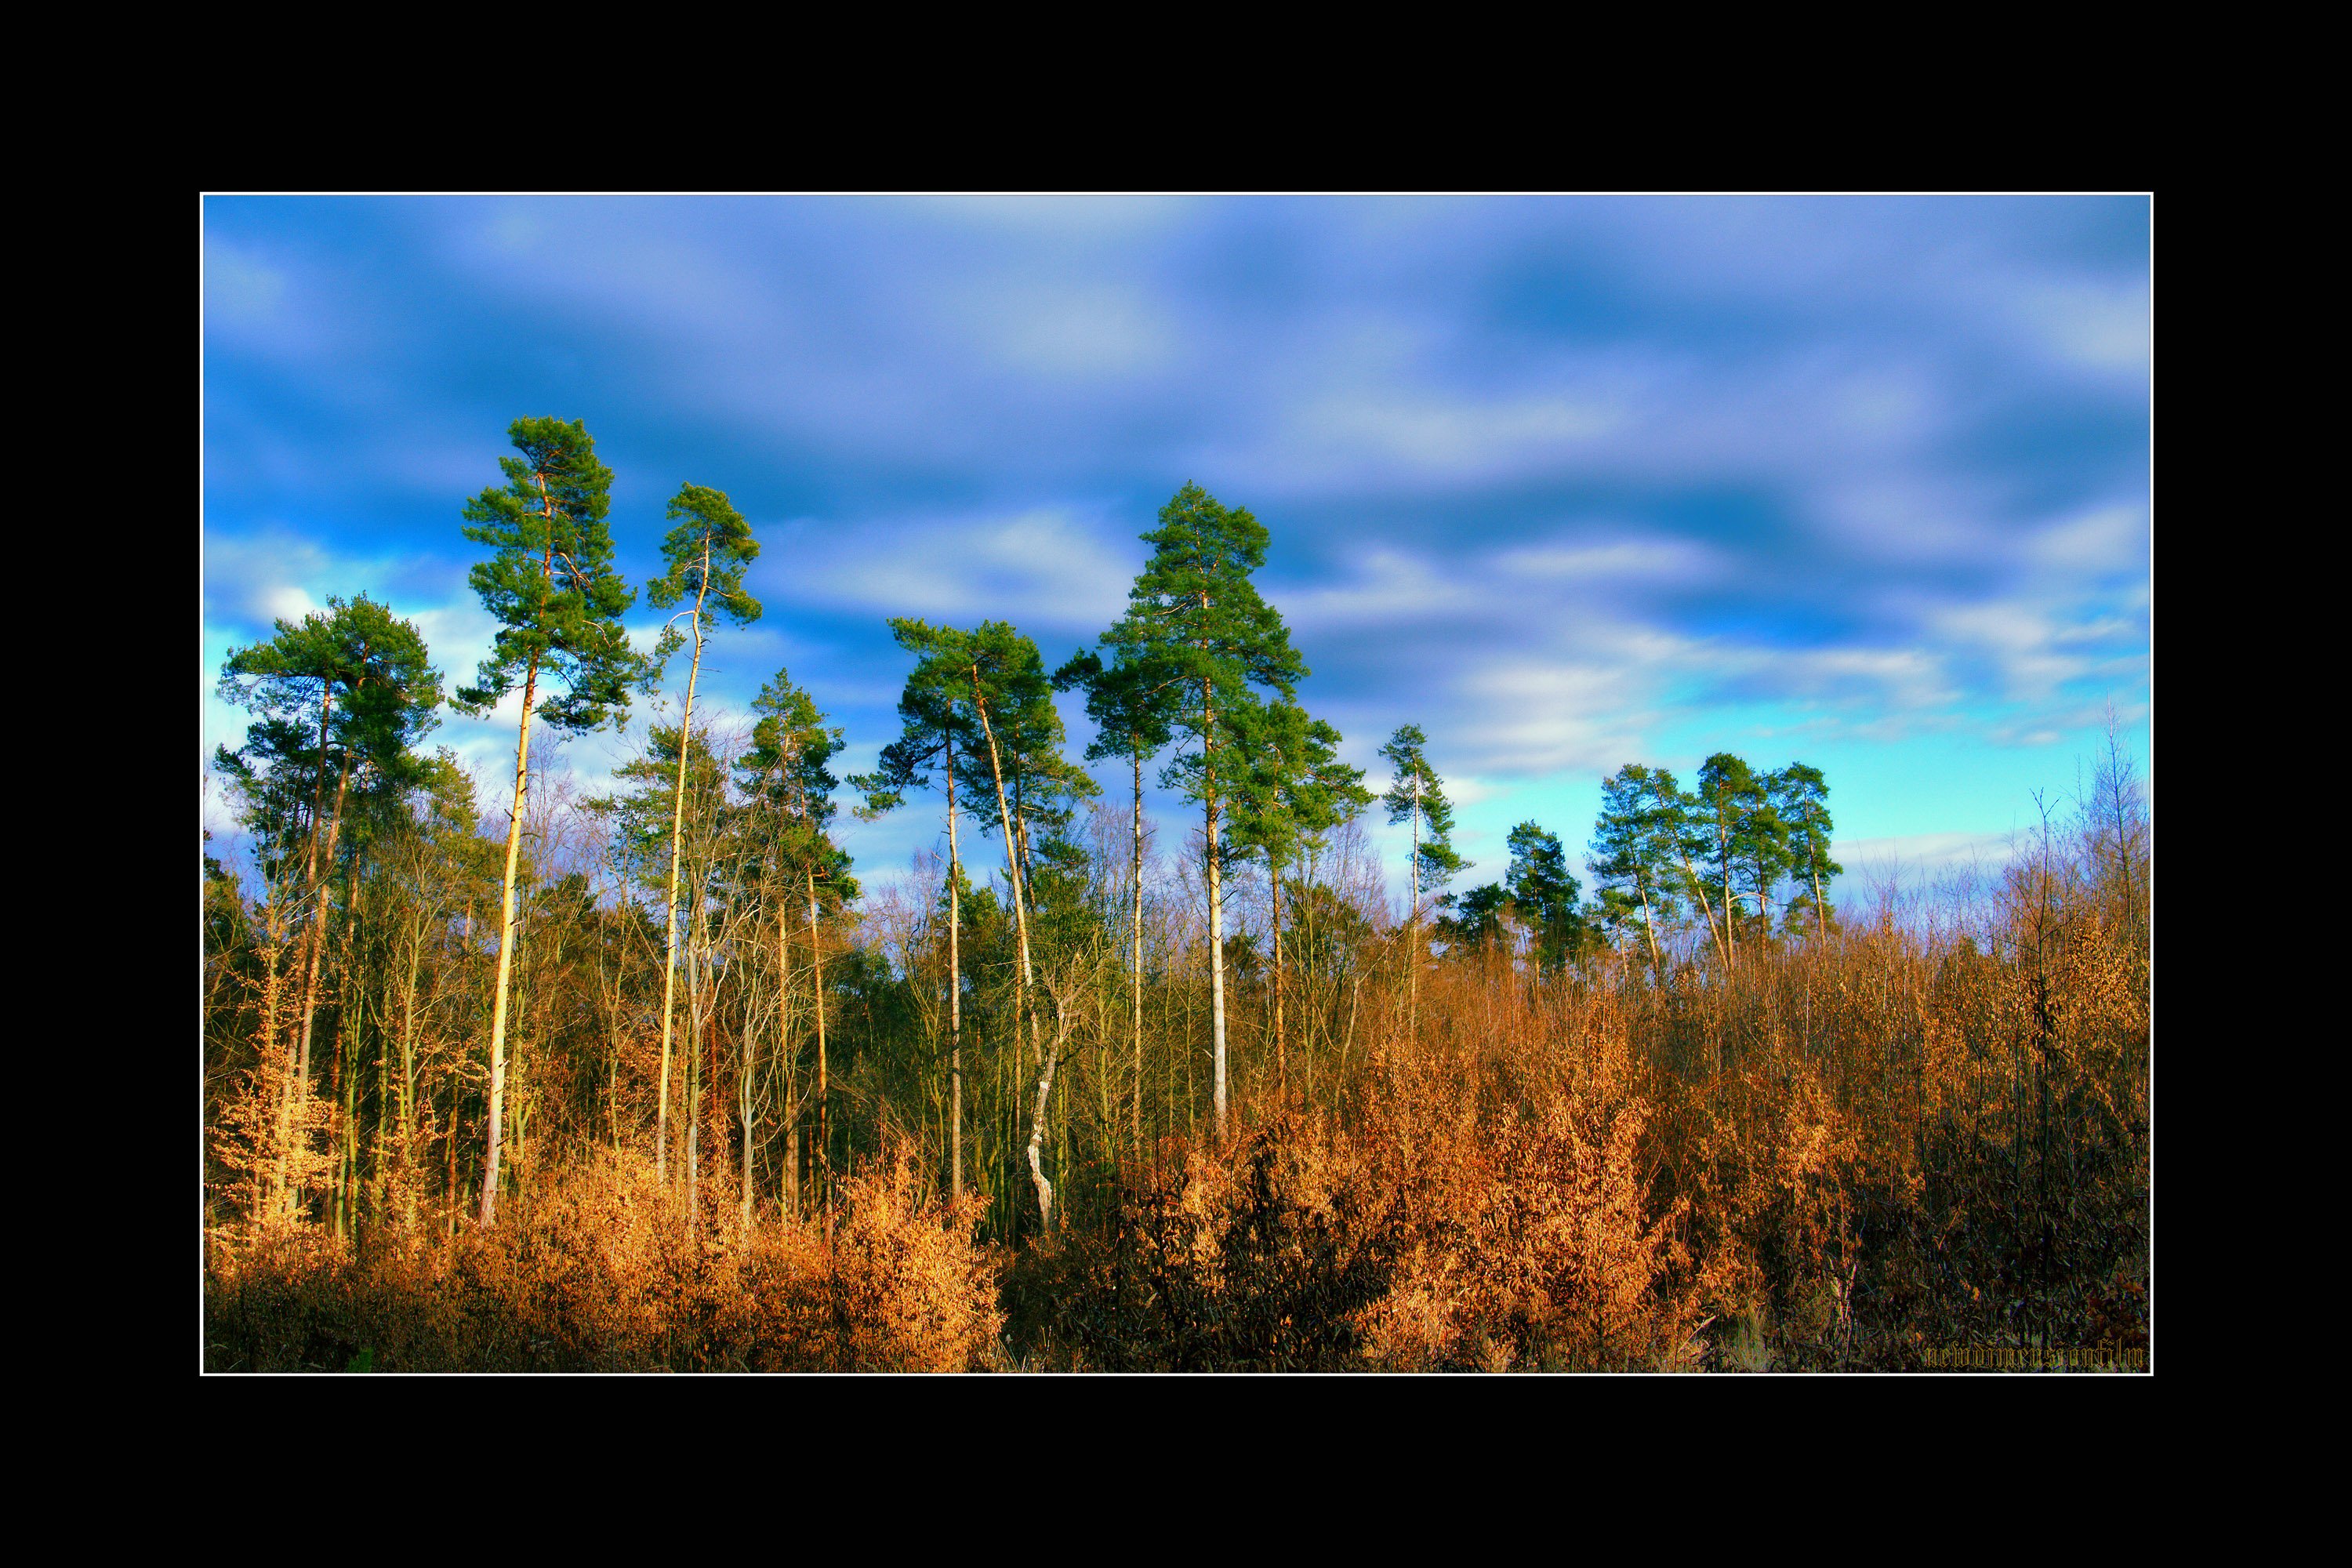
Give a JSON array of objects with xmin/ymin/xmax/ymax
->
[{"xmin": 201, "ymin": 416, "xmax": 2152, "ymax": 1373}]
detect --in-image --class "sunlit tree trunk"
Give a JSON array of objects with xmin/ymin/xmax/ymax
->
[
  {"xmin": 1205, "ymin": 677, "xmax": 1228, "ymax": 1136},
  {"xmin": 1671, "ymin": 840, "xmax": 1730, "ymax": 975},
  {"xmin": 399, "ymin": 939, "xmax": 421, "ymax": 1232},
  {"xmin": 1131, "ymin": 746, "xmax": 1145, "ymax": 1161},
  {"xmin": 971, "ymin": 677, "xmax": 1053, "ymax": 1223},
  {"xmin": 1269, "ymin": 847, "xmax": 1285, "ymax": 1092},
  {"xmin": 808, "ymin": 862, "xmax": 829, "ymax": 1238},
  {"xmin": 657, "ymin": 542, "xmax": 713, "ymax": 1188},
  {"xmin": 741, "ymin": 942, "xmax": 756, "ymax": 1235},
  {"xmin": 1408, "ymin": 772, "xmax": 1421, "ymax": 1037},
  {"xmin": 947, "ymin": 750, "xmax": 964, "ymax": 1206},
  {"xmin": 481, "ymin": 637, "xmax": 540, "ymax": 1225}
]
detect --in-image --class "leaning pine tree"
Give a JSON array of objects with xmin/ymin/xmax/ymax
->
[
  {"xmin": 1102, "ymin": 484, "xmax": 1305, "ymax": 1138},
  {"xmin": 453, "ymin": 416, "xmax": 641, "ymax": 1225},
  {"xmin": 644, "ymin": 483, "xmax": 760, "ymax": 1189},
  {"xmin": 878, "ymin": 619, "xmax": 1076, "ymax": 1226}
]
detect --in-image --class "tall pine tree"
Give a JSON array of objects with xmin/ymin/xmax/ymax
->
[
  {"xmin": 216, "ymin": 594, "xmax": 442, "ymax": 1219},
  {"xmin": 1590, "ymin": 763, "xmax": 1682, "ymax": 978},
  {"xmin": 741, "ymin": 670, "xmax": 855, "ymax": 1225},
  {"xmin": 1054, "ymin": 648, "xmax": 1178, "ymax": 1160},
  {"xmin": 1380, "ymin": 723, "xmax": 1467, "ymax": 1032},
  {"xmin": 1769, "ymin": 763, "xmax": 1842, "ymax": 939},
  {"xmin": 452, "ymin": 416, "xmax": 641, "ymax": 1224},
  {"xmin": 644, "ymin": 482, "xmax": 760, "ymax": 1187},
  {"xmin": 853, "ymin": 656, "xmax": 975, "ymax": 1203},
  {"xmin": 1100, "ymin": 484, "xmax": 1305, "ymax": 1137},
  {"xmin": 1230, "ymin": 699, "xmax": 1367, "ymax": 1091}
]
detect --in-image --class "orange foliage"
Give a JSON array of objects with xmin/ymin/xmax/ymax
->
[{"xmin": 204, "ymin": 1142, "xmax": 1000, "ymax": 1372}]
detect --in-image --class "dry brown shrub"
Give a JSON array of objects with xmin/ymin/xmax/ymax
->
[
  {"xmin": 786, "ymin": 1145, "xmax": 1001, "ymax": 1372},
  {"xmin": 1352, "ymin": 1043, "xmax": 1702, "ymax": 1371},
  {"xmin": 1014, "ymin": 1112, "xmax": 1397, "ymax": 1371},
  {"xmin": 205, "ymin": 1142, "xmax": 1000, "ymax": 1372}
]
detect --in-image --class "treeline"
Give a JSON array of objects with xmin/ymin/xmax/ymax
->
[{"xmin": 202, "ymin": 416, "xmax": 2151, "ymax": 1371}]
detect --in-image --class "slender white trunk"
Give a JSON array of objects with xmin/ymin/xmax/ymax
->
[
  {"xmin": 1206, "ymin": 681, "xmax": 1227, "ymax": 1137},
  {"xmin": 809, "ymin": 862, "xmax": 829, "ymax": 1236},
  {"xmin": 947, "ymin": 750, "xmax": 963, "ymax": 1207},
  {"xmin": 481, "ymin": 648, "xmax": 538, "ymax": 1225},
  {"xmin": 657, "ymin": 544, "xmax": 712, "ymax": 1186},
  {"xmin": 1270, "ymin": 848, "xmax": 1285, "ymax": 1092},
  {"xmin": 1131, "ymin": 746, "xmax": 1144, "ymax": 1162},
  {"xmin": 1026, "ymin": 1022, "xmax": 1062, "ymax": 1232},
  {"xmin": 971, "ymin": 676, "xmax": 1051, "ymax": 1221},
  {"xmin": 481, "ymin": 474, "xmax": 561, "ymax": 1225},
  {"xmin": 1408, "ymin": 773, "xmax": 1421, "ymax": 1036}
]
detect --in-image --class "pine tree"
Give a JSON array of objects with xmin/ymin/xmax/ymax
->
[
  {"xmin": 216, "ymin": 594, "xmax": 442, "ymax": 1220},
  {"xmin": 1770, "ymin": 763, "xmax": 1842, "ymax": 940},
  {"xmin": 1100, "ymin": 484, "xmax": 1305, "ymax": 1137},
  {"xmin": 1695, "ymin": 753, "xmax": 1766, "ymax": 966},
  {"xmin": 598, "ymin": 724, "xmax": 731, "ymax": 1214},
  {"xmin": 1504, "ymin": 820, "xmax": 1585, "ymax": 975},
  {"xmin": 1590, "ymin": 764, "xmax": 1682, "ymax": 978},
  {"xmin": 741, "ymin": 670, "xmax": 854, "ymax": 1225},
  {"xmin": 644, "ymin": 482, "xmax": 761, "ymax": 1189},
  {"xmin": 1230, "ymin": 699, "xmax": 1367, "ymax": 1091},
  {"xmin": 1053, "ymin": 648, "xmax": 1178, "ymax": 1160},
  {"xmin": 853, "ymin": 659, "xmax": 973, "ymax": 1203},
  {"xmin": 869, "ymin": 619, "xmax": 1080, "ymax": 1224},
  {"xmin": 1437, "ymin": 883, "xmax": 1512, "ymax": 949},
  {"xmin": 1646, "ymin": 766, "xmax": 1731, "ymax": 973},
  {"xmin": 452, "ymin": 416, "xmax": 641, "ymax": 1225},
  {"xmin": 1380, "ymin": 724, "xmax": 1468, "ymax": 1033}
]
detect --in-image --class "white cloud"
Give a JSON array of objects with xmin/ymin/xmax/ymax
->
[
  {"xmin": 2028, "ymin": 503, "xmax": 2146, "ymax": 577},
  {"xmin": 2013, "ymin": 277, "xmax": 2151, "ymax": 376},
  {"xmin": 1451, "ymin": 659, "xmax": 1661, "ymax": 777},
  {"xmin": 977, "ymin": 283, "xmax": 1174, "ymax": 379},
  {"xmin": 203, "ymin": 233, "xmax": 286, "ymax": 325},
  {"xmin": 1281, "ymin": 548, "xmax": 1482, "ymax": 630},
  {"xmin": 1738, "ymin": 644, "xmax": 1961, "ymax": 713},
  {"xmin": 761, "ymin": 506, "xmax": 1131, "ymax": 630},
  {"xmin": 1490, "ymin": 536, "xmax": 1721, "ymax": 586},
  {"xmin": 1296, "ymin": 388, "xmax": 1621, "ymax": 481}
]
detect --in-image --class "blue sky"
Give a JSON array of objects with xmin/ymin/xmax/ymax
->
[{"xmin": 201, "ymin": 195, "xmax": 2151, "ymax": 913}]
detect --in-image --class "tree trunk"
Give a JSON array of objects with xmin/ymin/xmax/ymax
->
[
  {"xmin": 480, "ymin": 644, "xmax": 540, "ymax": 1226},
  {"xmin": 970, "ymin": 677, "xmax": 1040, "ymax": 1074},
  {"xmin": 1408, "ymin": 774, "xmax": 1421, "ymax": 1038},
  {"xmin": 742, "ymin": 949, "xmax": 756, "ymax": 1236},
  {"xmin": 1026, "ymin": 1017, "xmax": 1063, "ymax": 1232},
  {"xmin": 281, "ymin": 681, "xmax": 335, "ymax": 1153},
  {"xmin": 688, "ymin": 923, "xmax": 702, "ymax": 1229},
  {"xmin": 481, "ymin": 472, "xmax": 560, "ymax": 1228},
  {"xmin": 947, "ymin": 750, "xmax": 963, "ymax": 1207},
  {"xmin": 775, "ymin": 899, "xmax": 792, "ymax": 1213},
  {"xmin": 808, "ymin": 862, "xmax": 829, "ymax": 1240},
  {"xmin": 1715, "ymin": 800, "xmax": 1739, "ymax": 973},
  {"xmin": 1205, "ymin": 680, "xmax": 1227, "ymax": 1137},
  {"xmin": 1674, "ymin": 842, "xmax": 1730, "ymax": 975},
  {"xmin": 1131, "ymin": 746, "xmax": 1144, "ymax": 1163},
  {"xmin": 400, "ymin": 942, "xmax": 420, "ymax": 1232},
  {"xmin": 295, "ymin": 746, "xmax": 355, "ymax": 1118},
  {"xmin": 657, "ymin": 554, "xmax": 712, "ymax": 1187},
  {"xmin": 1636, "ymin": 877, "xmax": 1664, "ymax": 980},
  {"xmin": 1270, "ymin": 848, "xmax": 1285, "ymax": 1092}
]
